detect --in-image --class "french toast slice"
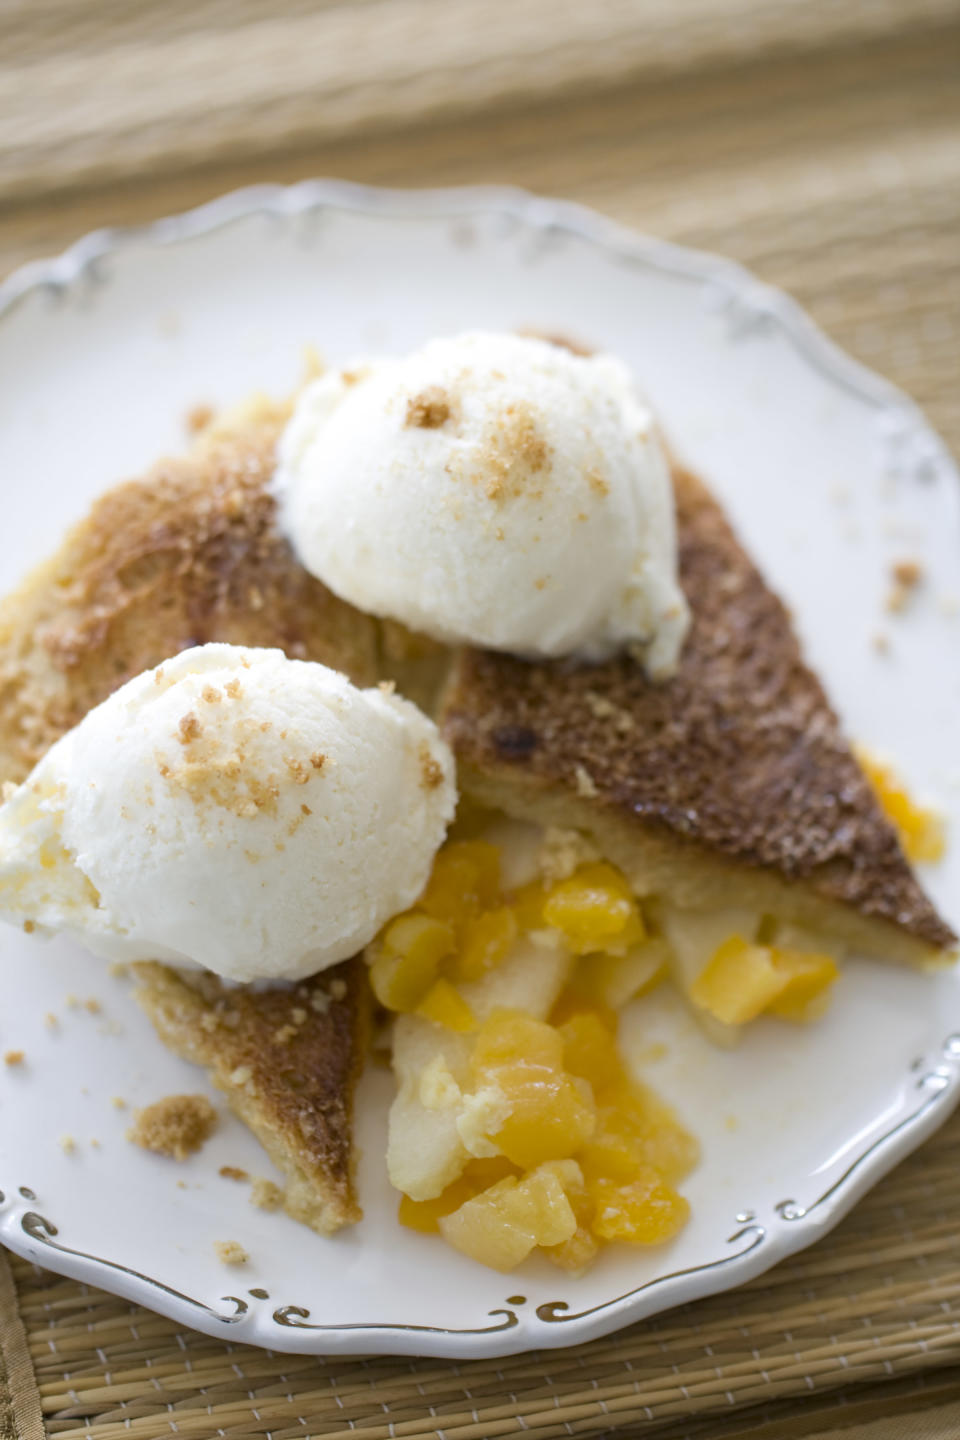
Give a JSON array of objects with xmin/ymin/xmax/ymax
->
[
  {"xmin": 0, "ymin": 416, "xmax": 378, "ymax": 1231},
  {"xmin": 440, "ymin": 465, "xmax": 955, "ymax": 967}
]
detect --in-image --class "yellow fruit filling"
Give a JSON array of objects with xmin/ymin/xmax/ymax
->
[
  {"xmin": 690, "ymin": 936, "xmax": 838, "ymax": 1026},
  {"xmin": 371, "ymin": 829, "xmax": 849, "ymax": 1273},
  {"xmin": 856, "ymin": 748, "xmax": 946, "ymax": 864}
]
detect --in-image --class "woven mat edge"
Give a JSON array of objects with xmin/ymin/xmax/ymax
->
[{"xmin": 0, "ymin": 1249, "xmax": 44, "ymax": 1440}]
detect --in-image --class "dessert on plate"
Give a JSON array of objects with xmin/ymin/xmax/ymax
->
[{"xmin": 0, "ymin": 332, "xmax": 953, "ymax": 1272}]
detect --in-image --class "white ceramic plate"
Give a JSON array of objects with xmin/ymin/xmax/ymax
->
[{"xmin": 0, "ymin": 182, "xmax": 958, "ymax": 1359}]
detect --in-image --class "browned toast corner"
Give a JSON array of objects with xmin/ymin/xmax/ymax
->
[
  {"xmin": 440, "ymin": 465, "xmax": 956, "ymax": 965},
  {"xmin": 133, "ymin": 959, "xmax": 369, "ymax": 1233}
]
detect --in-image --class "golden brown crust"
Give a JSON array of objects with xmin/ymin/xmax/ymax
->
[
  {"xmin": 441, "ymin": 467, "xmax": 955, "ymax": 954},
  {"xmin": 0, "ymin": 421, "xmax": 378, "ymax": 786},
  {"xmin": 134, "ymin": 959, "xmax": 369, "ymax": 1234}
]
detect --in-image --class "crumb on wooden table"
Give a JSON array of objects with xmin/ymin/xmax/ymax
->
[
  {"xmin": 127, "ymin": 1094, "xmax": 218, "ymax": 1161},
  {"xmin": 214, "ymin": 1240, "xmax": 249, "ymax": 1266},
  {"xmin": 219, "ymin": 1165, "xmax": 249, "ymax": 1183},
  {"xmin": 250, "ymin": 1178, "xmax": 285, "ymax": 1212},
  {"xmin": 4, "ymin": 1049, "xmax": 25, "ymax": 1066}
]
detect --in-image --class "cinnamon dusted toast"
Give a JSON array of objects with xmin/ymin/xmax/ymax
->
[
  {"xmin": 0, "ymin": 415, "xmax": 377, "ymax": 1232},
  {"xmin": 441, "ymin": 465, "xmax": 955, "ymax": 966},
  {"xmin": 134, "ymin": 959, "xmax": 368, "ymax": 1233}
]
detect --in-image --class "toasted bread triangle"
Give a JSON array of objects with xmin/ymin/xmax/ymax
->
[
  {"xmin": 133, "ymin": 960, "xmax": 368, "ymax": 1232},
  {"xmin": 440, "ymin": 466, "xmax": 955, "ymax": 964},
  {"xmin": 0, "ymin": 421, "xmax": 378, "ymax": 1232}
]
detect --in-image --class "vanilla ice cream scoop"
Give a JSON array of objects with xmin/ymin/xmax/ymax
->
[
  {"xmin": 275, "ymin": 332, "xmax": 689, "ymax": 677},
  {"xmin": 0, "ymin": 645, "xmax": 456, "ymax": 983}
]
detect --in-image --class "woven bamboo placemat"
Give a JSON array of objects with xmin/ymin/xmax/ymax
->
[{"xmin": 3, "ymin": 1, "xmax": 960, "ymax": 1435}]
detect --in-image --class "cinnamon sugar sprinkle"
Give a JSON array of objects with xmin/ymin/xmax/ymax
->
[{"xmin": 406, "ymin": 387, "xmax": 452, "ymax": 429}]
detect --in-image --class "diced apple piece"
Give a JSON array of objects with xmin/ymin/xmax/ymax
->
[
  {"xmin": 583, "ymin": 939, "xmax": 670, "ymax": 1009},
  {"xmin": 767, "ymin": 947, "xmax": 839, "ymax": 1021},
  {"xmin": 690, "ymin": 936, "xmax": 786, "ymax": 1024},
  {"xmin": 589, "ymin": 1168, "xmax": 689, "ymax": 1245},
  {"xmin": 471, "ymin": 1012, "xmax": 597, "ymax": 1168},
  {"xmin": 369, "ymin": 913, "xmax": 455, "ymax": 1011},
  {"xmin": 439, "ymin": 1161, "xmax": 580, "ymax": 1271},
  {"xmin": 460, "ymin": 937, "xmax": 574, "ymax": 1023},
  {"xmin": 415, "ymin": 979, "xmax": 477, "ymax": 1032},
  {"xmin": 453, "ymin": 907, "xmax": 518, "ymax": 983},
  {"xmin": 387, "ymin": 1017, "xmax": 473, "ymax": 1200},
  {"xmin": 542, "ymin": 862, "xmax": 644, "ymax": 955}
]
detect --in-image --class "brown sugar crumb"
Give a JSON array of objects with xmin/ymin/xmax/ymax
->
[
  {"xmin": 405, "ymin": 387, "xmax": 452, "ymax": 429},
  {"xmin": 310, "ymin": 751, "xmax": 326, "ymax": 771},
  {"xmin": 291, "ymin": 1006, "xmax": 308, "ymax": 1026},
  {"xmin": 65, "ymin": 994, "xmax": 79, "ymax": 1010},
  {"xmin": 45, "ymin": 1012, "xmax": 58, "ymax": 1030},
  {"xmin": 419, "ymin": 742, "xmax": 445, "ymax": 791},
  {"xmin": 588, "ymin": 469, "xmax": 610, "ymax": 497},
  {"xmin": 478, "ymin": 405, "xmax": 550, "ymax": 501},
  {"xmin": 108, "ymin": 962, "xmax": 130, "ymax": 979},
  {"xmin": 285, "ymin": 756, "xmax": 311, "ymax": 784},
  {"xmin": 177, "ymin": 711, "xmax": 202, "ymax": 744},
  {"xmin": 886, "ymin": 559, "xmax": 925, "ymax": 614},
  {"xmin": 329, "ymin": 978, "xmax": 347, "ymax": 1001},
  {"xmin": 250, "ymin": 1177, "xmax": 285, "ymax": 1212},
  {"xmin": 202, "ymin": 686, "xmax": 222, "ymax": 704},
  {"xmin": 214, "ymin": 1240, "xmax": 249, "ymax": 1266},
  {"xmin": 127, "ymin": 1094, "xmax": 218, "ymax": 1161},
  {"xmin": 59, "ymin": 1134, "xmax": 76, "ymax": 1154},
  {"xmin": 310, "ymin": 989, "xmax": 331, "ymax": 1014},
  {"xmin": 224, "ymin": 679, "xmax": 242, "ymax": 699},
  {"xmin": 872, "ymin": 631, "xmax": 890, "ymax": 655},
  {"xmin": 219, "ymin": 1165, "xmax": 249, "ymax": 1182},
  {"xmin": 534, "ymin": 576, "xmax": 549, "ymax": 592},
  {"xmin": 22, "ymin": 919, "xmax": 35, "ymax": 934},
  {"xmin": 4, "ymin": 1049, "xmax": 25, "ymax": 1066},
  {"xmin": 272, "ymin": 1024, "xmax": 297, "ymax": 1045},
  {"xmin": 892, "ymin": 559, "xmax": 923, "ymax": 589},
  {"xmin": 185, "ymin": 402, "xmax": 214, "ymax": 435},
  {"xmin": 111, "ymin": 1096, "xmax": 127, "ymax": 1109}
]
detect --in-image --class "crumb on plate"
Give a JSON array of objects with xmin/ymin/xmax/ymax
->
[
  {"xmin": 250, "ymin": 1177, "xmax": 285, "ymax": 1212},
  {"xmin": 4, "ymin": 1049, "xmax": 25, "ymax": 1067},
  {"xmin": 127, "ymin": 1094, "xmax": 218, "ymax": 1161},
  {"xmin": 214, "ymin": 1240, "xmax": 249, "ymax": 1266},
  {"xmin": 219, "ymin": 1165, "xmax": 249, "ymax": 1182}
]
